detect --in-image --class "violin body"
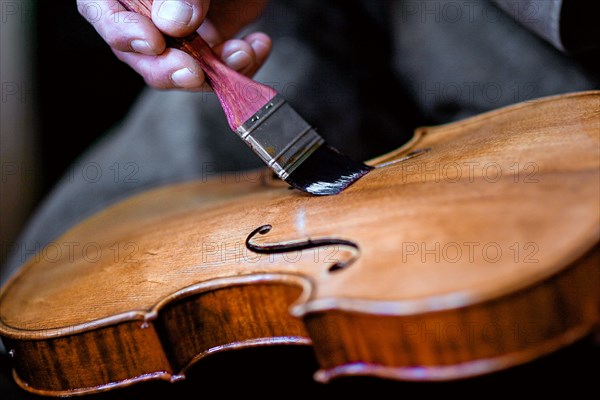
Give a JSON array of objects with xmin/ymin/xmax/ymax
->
[{"xmin": 1, "ymin": 92, "xmax": 598, "ymax": 396}]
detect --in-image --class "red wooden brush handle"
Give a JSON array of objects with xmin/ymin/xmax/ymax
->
[{"xmin": 118, "ymin": 0, "xmax": 276, "ymax": 131}]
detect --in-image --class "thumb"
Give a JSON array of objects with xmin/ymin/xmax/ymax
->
[{"xmin": 152, "ymin": 0, "xmax": 209, "ymax": 37}]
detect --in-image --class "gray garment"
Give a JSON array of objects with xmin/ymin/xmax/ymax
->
[
  {"xmin": 494, "ymin": 0, "xmax": 564, "ymax": 51},
  {"xmin": 391, "ymin": 0, "xmax": 596, "ymax": 122},
  {"xmin": 2, "ymin": 0, "xmax": 598, "ymax": 285}
]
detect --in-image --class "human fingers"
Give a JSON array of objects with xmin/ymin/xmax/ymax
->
[
  {"xmin": 151, "ymin": 0, "xmax": 210, "ymax": 37},
  {"xmin": 113, "ymin": 47, "xmax": 206, "ymax": 89},
  {"xmin": 216, "ymin": 32, "xmax": 272, "ymax": 76},
  {"xmin": 77, "ymin": 0, "xmax": 166, "ymax": 55}
]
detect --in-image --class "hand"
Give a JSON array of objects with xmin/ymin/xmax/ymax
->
[{"xmin": 77, "ymin": 0, "xmax": 271, "ymax": 90}]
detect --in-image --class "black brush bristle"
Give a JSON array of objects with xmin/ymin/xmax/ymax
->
[{"xmin": 286, "ymin": 145, "xmax": 373, "ymax": 196}]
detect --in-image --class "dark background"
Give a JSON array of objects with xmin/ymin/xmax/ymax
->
[{"xmin": 35, "ymin": 2, "xmax": 145, "ymax": 196}]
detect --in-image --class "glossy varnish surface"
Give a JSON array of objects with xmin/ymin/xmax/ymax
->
[{"xmin": 0, "ymin": 92, "xmax": 598, "ymax": 395}]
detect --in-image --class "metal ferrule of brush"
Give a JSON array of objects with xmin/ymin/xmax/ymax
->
[{"xmin": 236, "ymin": 95, "xmax": 325, "ymax": 180}]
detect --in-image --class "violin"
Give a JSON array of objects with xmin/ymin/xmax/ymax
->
[{"xmin": 0, "ymin": 89, "xmax": 598, "ymax": 396}]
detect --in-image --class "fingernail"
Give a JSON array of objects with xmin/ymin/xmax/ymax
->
[
  {"xmin": 131, "ymin": 39, "xmax": 153, "ymax": 54},
  {"xmin": 157, "ymin": 1, "xmax": 193, "ymax": 25},
  {"xmin": 224, "ymin": 50, "xmax": 252, "ymax": 71},
  {"xmin": 171, "ymin": 68, "xmax": 199, "ymax": 88},
  {"xmin": 250, "ymin": 40, "xmax": 269, "ymax": 54}
]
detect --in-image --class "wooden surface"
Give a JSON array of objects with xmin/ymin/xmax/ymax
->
[{"xmin": 0, "ymin": 91, "xmax": 598, "ymax": 395}]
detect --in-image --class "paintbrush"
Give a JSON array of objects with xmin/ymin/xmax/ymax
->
[{"xmin": 119, "ymin": 0, "xmax": 372, "ymax": 195}]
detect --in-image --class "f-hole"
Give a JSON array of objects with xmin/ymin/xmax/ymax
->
[{"xmin": 245, "ymin": 225, "xmax": 360, "ymax": 273}]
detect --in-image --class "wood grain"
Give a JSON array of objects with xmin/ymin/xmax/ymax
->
[
  {"xmin": 0, "ymin": 91, "xmax": 598, "ymax": 395},
  {"xmin": 118, "ymin": 0, "xmax": 276, "ymax": 130},
  {"xmin": 4, "ymin": 321, "xmax": 172, "ymax": 395}
]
